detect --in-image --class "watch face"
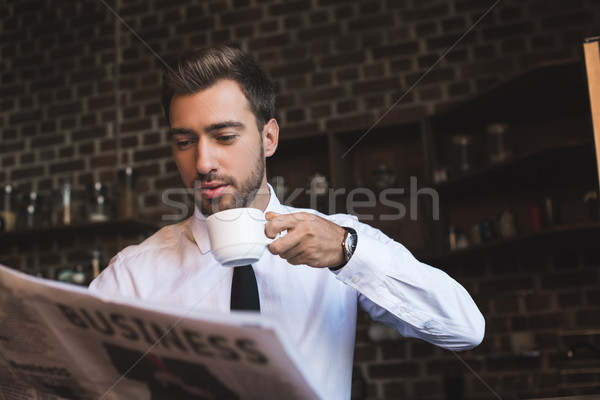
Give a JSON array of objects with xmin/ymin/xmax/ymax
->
[
  {"xmin": 346, "ymin": 228, "xmax": 357, "ymax": 256},
  {"xmin": 348, "ymin": 234, "xmax": 356, "ymax": 249}
]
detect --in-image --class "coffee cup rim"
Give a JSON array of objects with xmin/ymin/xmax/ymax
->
[{"xmin": 206, "ymin": 207, "xmax": 265, "ymax": 223}]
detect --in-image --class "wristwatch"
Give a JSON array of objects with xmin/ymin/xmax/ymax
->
[{"xmin": 330, "ymin": 227, "xmax": 357, "ymax": 271}]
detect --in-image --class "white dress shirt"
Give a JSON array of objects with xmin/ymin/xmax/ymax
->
[{"xmin": 90, "ymin": 186, "xmax": 484, "ymax": 399}]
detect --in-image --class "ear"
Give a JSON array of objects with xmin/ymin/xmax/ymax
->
[{"xmin": 262, "ymin": 118, "xmax": 279, "ymax": 158}]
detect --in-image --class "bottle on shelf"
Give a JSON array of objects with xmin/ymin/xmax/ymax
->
[
  {"xmin": 486, "ymin": 122, "xmax": 513, "ymax": 164},
  {"xmin": 53, "ymin": 178, "xmax": 72, "ymax": 226},
  {"xmin": 22, "ymin": 191, "xmax": 41, "ymax": 230},
  {"xmin": 1, "ymin": 184, "xmax": 17, "ymax": 232},
  {"xmin": 451, "ymin": 135, "xmax": 473, "ymax": 177},
  {"xmin": 117, "ymin": 166, "xmax": 139, "ymax": 219},
  {"xmin": 87, "ymin": 182, "xmax": 113, "ymax": 222},
  {"xmin": 90, "ymin": 248, "xmax": 103, "ymax": 280}
]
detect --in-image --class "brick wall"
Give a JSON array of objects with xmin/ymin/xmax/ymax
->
[
  {"xmin": 352, "ymin": 245, "xmax": 600, "ymax": 399},
  {"xmin": 2, "ymin": 0, "xmax": 600, "ymax": 398},
  {"xmin": 3, "ymin": 0, "xmax": 600, "ymax": 221}
]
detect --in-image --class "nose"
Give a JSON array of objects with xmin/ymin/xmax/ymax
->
[{"xmin": 195, "ymin": 137, "xmax": 218, "ymax": 176}]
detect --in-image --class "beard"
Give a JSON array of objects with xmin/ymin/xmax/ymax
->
[{"xmin": 193, "ymin": 145, "xmax": 266, "ymax": 216}]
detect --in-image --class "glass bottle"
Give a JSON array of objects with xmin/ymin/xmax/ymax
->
[
  {"xmin": 55, "ymin": 179, "xmax": 72, "ymax": 226},
  {"xmin": 90, "ymin": 248, "xmax": 103, "ymax": 280},
  {"xmin": 1, "ymin": 184, "xmax": 17, "ymax": 232},
  {"xmin": 117, "ymin": 166, "xmax": 138, "ymax": 219}
]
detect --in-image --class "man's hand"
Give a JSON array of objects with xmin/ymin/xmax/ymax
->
[{"xmin": 265, "ymin": 212, "xmax": 347, "ymax": 268}]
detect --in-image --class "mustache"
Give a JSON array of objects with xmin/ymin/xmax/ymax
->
[{"xmin": 193, "ymin": 173, "xmax": 236, "ymax": 188}]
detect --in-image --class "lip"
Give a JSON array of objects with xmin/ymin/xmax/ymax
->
[{"xmin": 197, "ymin": 183, "xmax": 228, "ymax": 199}]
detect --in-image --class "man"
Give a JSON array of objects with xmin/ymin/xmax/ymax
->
[{"xmin": 90, "ymin": 45, "xmax": 484, "ymax": 399}]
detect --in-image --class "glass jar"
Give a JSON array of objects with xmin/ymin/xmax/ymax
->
[
  {"xmin": 451, "ymin": 135, "xmax": 472, "ymax": 176},
  {"xmin": 22, "ymin": 191, "xmax": 41, "ymax": 229},
  {"xmin": 307, "ymin": 172, "xmax": 329, "ymax": 197},
  {"xmin": 372, "ymin": 164, "xmax": 396, "ymax": 190},
  {"xmin": 70, "ymin": 264, "xmax": 90, "ymax": 286},
  {"xmin": 87, "ymin": 182, "xmax": 112, "ymax": 222},
  {"xmin": 486, "ymin": 123, "xmax": 512, "ymax": 164}
]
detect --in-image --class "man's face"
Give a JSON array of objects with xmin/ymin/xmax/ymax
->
[{"xmin": 168, "ymin": 79, "xmax": 277, "ymax": 216}]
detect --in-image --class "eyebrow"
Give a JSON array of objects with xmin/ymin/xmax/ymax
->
[
  {"xmin": 205, "ymin": 120, "xmax": 246, "ymax": 133},
  {"xmin": 168, "ymin": 121, "xmax": 246, "ymax": 136},
  {"xmin": 168, "ymin": 127, "xmax": 196, "ymax": 136}
]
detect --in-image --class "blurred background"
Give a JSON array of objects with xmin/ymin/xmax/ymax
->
[{"xmin": 1, "ymin": 0, "xmax": 600, "ymax": 398}]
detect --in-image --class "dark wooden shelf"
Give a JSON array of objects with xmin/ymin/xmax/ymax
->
[
  {"xmin": 430, "ymin": 59, "xmax": 590, "ymax": 131},
  {"xmin": 434, "ymin": 142, "xmax": 597, "ymax": 196},
  {"xmin": 0, "ymin": 219, "xmax": 158, "ymax": 246},
  {"xmin": 423, "ymin": 221, "xmax": 600, "ymax": 264}
]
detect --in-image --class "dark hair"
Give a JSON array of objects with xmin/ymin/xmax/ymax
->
[{"xmin": 161, "ymin": 45, "xmax": 275, "ymax": 130}]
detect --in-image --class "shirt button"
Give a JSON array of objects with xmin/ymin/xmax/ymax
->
[
  {"xmin": 398, "ymin": 306, "xmax": 407, "ymax": 315},
  {"xmin": 351, "ymin": 275, "xmax": 360, "ymax": 283}
]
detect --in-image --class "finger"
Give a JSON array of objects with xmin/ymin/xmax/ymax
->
[
  {"xmin": 286, "ymin": 254, "xmax": 307, "ymax": 266},
  {"xmin": 280, "ymin": 244, "xmax": 305, "ymax": 264},
  {"xmin": 286, "ymin": 250, "xmax": 320, "ymax": 267},
  {"xmin": 278, "ymin": 241, "xmax": 310, "ymax": 266},
  {"xmin": 265, "ymin": 212, "xmax": 307, "ymax": 237},
  {"xmin": 265, "ymin": 211, "xmax": 279, "ymax": 220},
  {"xmin": 264, "ymin": 212, "xmax": 282, "ymax": 238},
  {"xmin": 276, "ymin": 233, "xmax": 322, "ymax": 266},
  {"xmin": 268, "ymin": 229, "xmax": 301, "ymax": 255}
]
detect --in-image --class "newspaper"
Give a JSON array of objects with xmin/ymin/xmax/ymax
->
[{"xmin": 0, "ymin": 264, "xmax": 324, "ymax": 400}]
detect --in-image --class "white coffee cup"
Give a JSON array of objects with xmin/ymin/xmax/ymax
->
[{"xmin": 206, "ymin": 208, "xmax": 273, "ymax": 267}]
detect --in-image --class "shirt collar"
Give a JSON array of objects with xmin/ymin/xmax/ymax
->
[{"xmin": 191, "ymin": 183, "xmax": 282, "ymax": 254}]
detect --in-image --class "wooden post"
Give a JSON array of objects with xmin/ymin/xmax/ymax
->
[{"xmin": 583, "ymin": 37, "xmax": 600, "ymax": 218}]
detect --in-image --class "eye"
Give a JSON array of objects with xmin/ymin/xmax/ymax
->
[
  {"xmin": 174, "ymin": 138, "xmax": 195, "ymax": 150},
  {"xmin": 217, "ymin": 134, "xmax": 237, "ymax": 143}
]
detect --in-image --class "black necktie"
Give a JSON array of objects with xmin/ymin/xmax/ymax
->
[{"xmin": 230, "ymin": 265, "xmax": 260, "ymax": 311}]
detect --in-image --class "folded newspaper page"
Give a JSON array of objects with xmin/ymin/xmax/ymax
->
[{"xmin": 0, "ymin": 264, "xmax": 324, "ymax": 400}]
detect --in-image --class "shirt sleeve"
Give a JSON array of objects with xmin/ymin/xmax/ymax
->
[
  {"xmin": 88, "ymin": 253, "xmax": 138, "ymax": 298},
  {"xmin": 332, "ymin": 218, "xmax": 485, "ymax": 351}
]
